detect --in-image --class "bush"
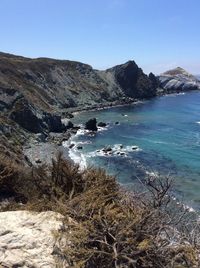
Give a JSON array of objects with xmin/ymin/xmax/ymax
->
[{"xmin": 0, "ymin": 153, "xmax": 199, "ymax": 267}]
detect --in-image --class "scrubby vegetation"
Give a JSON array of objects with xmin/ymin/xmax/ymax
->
[{"xmin": 0, "ymin": 153, "xmax": 200, "ymax": 267}]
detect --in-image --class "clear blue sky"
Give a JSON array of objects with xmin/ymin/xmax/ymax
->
[{"xmin": 0, "ymin": 0, "xmax": 200, "ymax": 74}]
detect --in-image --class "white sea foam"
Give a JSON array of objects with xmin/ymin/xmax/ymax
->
[
  {"xmin": 168, "ymin": 195, "xmax": 196, "ymax": 213},
  {"xmin": 62, "ymin": 128, "xmax": 91, "ymax": 170},
  {"xmin": 97, "ymin": 125, "xmax": 109, "ymax": 132},
  {"xmin": 76, "ymin": 128, "xmax": 90, "ymax": 136},
  {"xmin": 183, "ymin": 204, "xmax": 195, "ymax": 213},
  {"xmin": 68, "ymin": 146, "xmax": 87, "ymax": 170},
  {"xmin": 196, "ymin": 121, "xmax": 200, "ymax": 124},
  {"xmin": 86, "ymin": 144, "xmax": 142, "ymax": 159},
  {"xmin": 165, "ymin": 92, "xmax": 186, "ymax": 98},
  {"xmin": 177, "ymin": 92, "xmax": 186, "ymax": 95}
]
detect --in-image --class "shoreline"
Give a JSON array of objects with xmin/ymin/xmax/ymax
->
[
  {"xmin": 63, "ymin": 90, "xmax": 192, "ymax": 168},
  {"xmin": 25, "ymin": 89, "xmax": 193, "ymax": 167},
  {"xmin": 65, "ymin": 90, "xmax": 193, "ymax": 117},
  {"xmin": 23, "ymin": 89, "xmax": 200, "ymax": 214}
]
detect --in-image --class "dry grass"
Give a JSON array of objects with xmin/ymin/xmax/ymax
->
[{"xmin": 0, "ymin": 153, "xmax": 200, "ymax": 267}]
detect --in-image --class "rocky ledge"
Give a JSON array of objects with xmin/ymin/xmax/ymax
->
[{"xmin": 0, "ymin": 210, "xmax": 66, "ymax": 268}]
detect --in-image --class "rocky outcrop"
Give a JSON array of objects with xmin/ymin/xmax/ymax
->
[
  {"xmin": 106, "ymin": 61, "xmax": 157, "ymax": 99},
  {"xmin": 158, "ymin": 67, "xmax": 200, "ymax": 93},
  {"xmin": 98, "ymin": 122, "xmax": 107, "ymax": 127},
  {"xmin": 9, "ymin": 98, "xmax": 66, "ymax": 133},
  {"xmin": 0, "ymin": 210, "xmax": 67, "ymax": 267},
  {"xmin": 85, "ymin": 118, "xmax": 97, "ymax": 131},
  {"xmin": 149, "ymin": 72, "xmax": 160, "ymax": 89}
]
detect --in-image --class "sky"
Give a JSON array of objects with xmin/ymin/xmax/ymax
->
[{"xmin": 0, "ymin": 0, "xmax": 200, "ymax": 74}]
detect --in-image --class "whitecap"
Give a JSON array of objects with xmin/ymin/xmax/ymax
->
[
  {"xmin": 86, "ymin": 144, "xmax": 142, "ymax": 159},
  {"xmin": 97, "ymin": 125, "xmax": 109, "ymax": 132},
  {"xmin": 68, "ymin": 147, "xmax": 87, "ymax": 170}
]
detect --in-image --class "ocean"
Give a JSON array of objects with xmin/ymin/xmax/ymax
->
[{"xmin": 63, "ymin": 91, "xmax": 200, "ymax": 210}]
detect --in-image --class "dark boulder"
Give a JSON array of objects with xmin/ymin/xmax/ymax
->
[
  {"xmin": 43, "ymin": 113, "xmax": 66, "ymax": 133},
  {"xmin": 35, "ymin": 158, "xmax": 42, "ymax": 164},
  {"xmin": 102, "ymin": 146, "xmax": 112, "ymax": 153},
  {"xmin": 98, "ymin": 122, "xmax": 107, "ymax": 127},
  {"xmin": 85, "ymin": 118, "xmax": 97, "ymax": 131},
  {"xmin": 65, "ymin": 120, "xmax": 74, "ymax": 129},
  {"xmin": 61, "ymin": 111, "xmax": 74, "ymax": 118},
  {"xmin": 77, "ymin": 146, "xmax": 83, "ymax": 150},
  {"xmin": 69, "ymin": 143, "xmax": 75, "ymax": 149}
]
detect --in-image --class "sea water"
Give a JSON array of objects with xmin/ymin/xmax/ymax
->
[{"xmin": 64, "ymin": 91, "xmax": 200, "ymax": 210}]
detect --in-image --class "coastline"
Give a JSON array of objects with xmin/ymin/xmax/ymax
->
[
  {"xmin": 24, "ymin": 89, "xmax": 196, "ymax": 177},
  {"xmin": 62, "ymin": 90, "xmax": 191, "ymax": 168},
  {"xmin": 24, "ymin": 90, "xmax": 192, "ymax": 168},
  {"xmin": 64, "ymin": 89, "xmax": 192, "ymax": 116}
]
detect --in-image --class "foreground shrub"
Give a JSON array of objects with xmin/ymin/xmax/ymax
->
[{"xmin": 0, "ymin": 153, "xmax": 200, "ymax": 267}]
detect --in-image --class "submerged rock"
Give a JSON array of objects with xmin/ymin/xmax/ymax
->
[
  {"xmin": 102, "ymin": 146, "xmax": 112, "ymax": 153},
  {"xmin": 69, "ymin": 143, "xmax": 75, "ymax": 149}
]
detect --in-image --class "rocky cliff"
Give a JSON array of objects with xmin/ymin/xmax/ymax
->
[
  {"xmin": 0, "ymin": 52, "xmax": 158, "ymax": 161},
  {"xmin": 0, "ymin": 52, "xmax": 199, "ymax": 138},
  {"xmin": 0, "ymin": 52, "xmax": 156, "ymax": 116},
  {"xmin": 158, "ymin": 67, "xmax": 200, "ymax": 93}
]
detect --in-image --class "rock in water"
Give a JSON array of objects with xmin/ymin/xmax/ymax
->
[
  {"xmin": 0, "ymin": 210, "xmax": 66, "ymax": 267},
  {"xmin": 98, "ymin": 122, "xmax": 107, "ymax": 127},
  {"xmin": 85, "ymin": 118, "xmax": 97, "ymax": 131}
]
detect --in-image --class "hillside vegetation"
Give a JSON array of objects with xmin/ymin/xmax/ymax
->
[{"xmin": 0, "ymin": 153, "xmax": 199, "ymax": 267}]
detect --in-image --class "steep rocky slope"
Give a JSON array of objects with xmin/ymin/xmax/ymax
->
[
  {"xmin": 0, "ymin": 52, "xmax": 156, "ymax": 115},
  {"xmin": 158, "ymin": 67, "xmax": 200, "ymax": 93},
  {"xmin": 0, "ymin": 52, "xmax": 199, "ymax": 142},
  {"xmin": 0, "ymin": 52, "xmax": 158, "ymax": 138},
  {"xmin": 0, "ymin": 52, "xmax": 158, "ymax": 161}
]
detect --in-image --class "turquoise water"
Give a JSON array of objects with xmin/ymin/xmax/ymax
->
[{"xmin": 69, "ymin": 91, "xmax": 200, "ymax": 209}]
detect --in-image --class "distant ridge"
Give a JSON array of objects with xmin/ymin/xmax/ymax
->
[
  {"xmin": 158, "ymin": 67, "xmax": 200, "ymax": 93},
  {"xmin": 162, "ymin": 67, "xmax": 193, "ymax": 77}
]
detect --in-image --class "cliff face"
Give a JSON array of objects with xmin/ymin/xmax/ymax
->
[
  {"xmin": 158, "ymin": 67, "xmax": 200, "ymax": 93},
  {"xmin": 106, "ymin": 61, "xmax": 157, "ymax": 99}
]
